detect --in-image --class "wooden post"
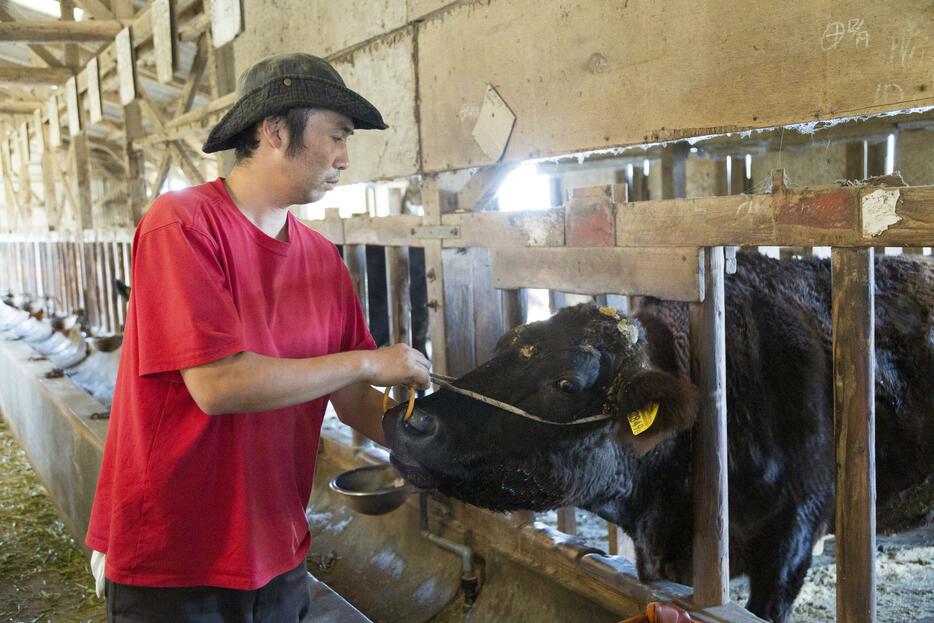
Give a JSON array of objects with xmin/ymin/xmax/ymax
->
[
  {"xmin": 441, "ymin": 246, "xmax": 477, "ymax": 377},
  {"xmin": 343, "ymin": 240, "xmax": 369, "ymax": 450},
  {"xmin": 59, "ymin": 0, "xmax": 79, "ymax": 68},
  {"xmin": 12, "ymin": 123, "xmax": 31, "ymax": 229},
  {"xmin": 845, "ymin": 141, "xmax": 866, "ymax": 181},
  {"xmin": 386, "ymin": 188, "xmax": 411, "ymax": 347},
  {"xmin": 208, "ymin": 31, "xmax": 236, "ymax": 177},
  {"xmin": 690, "ymin": 246, "xmax": 729, "ymax": 607},
  {"xmin": 72, "ymin": 131, "xmax": 93, "ymax": 230},
  {"xmin": 422, "ymin": 175, "xmax": 448, "ymax": 377},
  {"xmin": 469, "ymin": 248, "xmax": 505, "ymax": 366},
  {"xmin": 661, "ymin": 142, "xmax": 689, "ymax": 200},
  {"xmin": 832, "ymin": 247, "xmax": 876, "ymax": 623},
  {"xmin": 39, "ymin": 114, "xmax": 59, "ymax": 229},
  {"xmin": 502, "ymin": 289, "xmax": 525, "ymax": 329},
  {"xmin": 81, "ymin": 232, "xmax": 100, "ymax": 332},
  {"xmin": 866, "ymin": 140, "xmax": 886, "ymax": 178},
  {"xmin": 102, "ymin": 239, "xmax": 117, "ymax": 333},
  {"xmin": 123, "ymin": 101, "xmax": 147, "ymax": 223},
  {"xmin": 557, "ymin": 507, "xmax": 576, "ymax": 535},
  {"xmin": 728, "ymin": 156, "xmax": 745, "ymax": 197}
]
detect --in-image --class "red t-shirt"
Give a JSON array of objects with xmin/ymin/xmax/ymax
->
[{"xmin": 85, "ymin": 178, "xmax": 375, "ymax": 589}]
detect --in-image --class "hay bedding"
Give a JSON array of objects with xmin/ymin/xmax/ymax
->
[
  {"xmin": 0, "ymin": 418, "xmax": 105, "ymax": 623},
  {"xmin": 559, "ymin": 508, "xmax": 934, "ymax": 622}
]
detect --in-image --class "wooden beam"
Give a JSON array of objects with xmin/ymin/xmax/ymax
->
[
  {"xmin": 0, "ymin": 103, "xmax": 42, "ymax": 115},
  {"xmin": 343, "ymin": 214, "xmax": 422, "ymax": 246},
  {"xmin": 491, "ymin": 247, "xmax": 703, "ymax": 302},
  {"xmin": 0, "ymin": 21, "xmax": 124, "ymax": 43},
  {"xmin": 860, "ymin": 186, "xmax": 934, "ymax": 247},
  {"xmin": 615, "ymin": 183, "xmax": 934, "ymax": 248},
  {"xmin": 441, "ymin": 208, "xmax": 564, "ymax": 248},
  {"xmin": 165, "ymin": 91, "xmax": 236, "ymax": 129},
  {"xmin": 0, "ymin": 67, "xmax": 74, "ymax": 85}
]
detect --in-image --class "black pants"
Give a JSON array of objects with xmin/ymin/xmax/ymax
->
[{"xmin": 105, "ymin": 561, "xmax": 313, "ymax": 623}]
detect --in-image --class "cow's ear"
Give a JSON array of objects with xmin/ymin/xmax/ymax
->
[{"xmin": 614, "ymin": 370, "xmax": 699, "ymax": 456}]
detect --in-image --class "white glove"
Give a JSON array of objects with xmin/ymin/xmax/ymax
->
[{"xmin": 90, "ymin": 550, "xmax": 106, "ymax": 599}]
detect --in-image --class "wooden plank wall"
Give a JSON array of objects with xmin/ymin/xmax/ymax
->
[{"xmin": 228, "ymin": 0, "xmax": 934, "ymax": 185}]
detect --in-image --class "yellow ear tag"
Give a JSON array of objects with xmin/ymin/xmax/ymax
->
[{"xmin": 626, "ymin": 402, "xmax": 659, "ymax": 435}]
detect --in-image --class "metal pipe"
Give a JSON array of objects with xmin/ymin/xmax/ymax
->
[{"xmin": 418, "ymin": 491, "xmax": 479, "ymax": 606}]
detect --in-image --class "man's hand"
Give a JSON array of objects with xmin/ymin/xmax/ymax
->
[{"xmin": 363, "ymin": 344, "xmax": 430, "ymax": 390}]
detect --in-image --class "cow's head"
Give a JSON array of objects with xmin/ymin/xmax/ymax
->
[{"xmin": 382, "ymin": 304, "xmax": 699, "ymax": 512}]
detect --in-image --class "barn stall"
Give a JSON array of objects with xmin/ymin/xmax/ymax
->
[{"xmin": 0, "ymin": 0, "xmax": 933, "ymax": 621}]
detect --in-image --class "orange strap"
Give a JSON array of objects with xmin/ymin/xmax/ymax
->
[
  {"xmin": 619, "ymin": 603, "xmax": 693, "ymax": 623},
  {"xmin": 382, "ymin": 385, "xmax": 416, "ymax": 421}
]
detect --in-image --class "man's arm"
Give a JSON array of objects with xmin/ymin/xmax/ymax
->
[
  {"xmin": 329, "ymin": 380, "xmax": 393, "ymax": 445},
  {"xmin": 179, "ymin": 343, "xmax": 429, "ymax": 416}
]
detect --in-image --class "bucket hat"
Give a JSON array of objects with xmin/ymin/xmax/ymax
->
[{"xmin": 202, "ymin": 52, "xmax": 387, "ymax": 153}]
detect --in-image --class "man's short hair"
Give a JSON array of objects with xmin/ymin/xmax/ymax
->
[{"xmin": 230, "ymin": 107, "xmax": 317, "ymax": 162}]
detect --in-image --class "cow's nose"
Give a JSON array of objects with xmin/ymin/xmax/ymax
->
[{"xmin": 402, "ymin": 409, "xmax": 436, "ymax": 437}]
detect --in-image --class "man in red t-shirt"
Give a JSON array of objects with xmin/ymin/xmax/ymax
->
[{"xmin": 85, "ymin": 53, "xmax": 430, "ymax": 621}]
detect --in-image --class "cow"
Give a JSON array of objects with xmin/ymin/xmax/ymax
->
[{"xmin": 382, "ymin": 250, "xmax": 934, "ymax": 623}]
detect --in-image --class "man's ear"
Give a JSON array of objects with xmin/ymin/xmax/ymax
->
[
  {"xmin": 615, "ymin": 369, "xmax": 699, "ymax": 456},
  {"xmin": 259, "ymin": 116, "xmax": 287, "ymax": 151}
]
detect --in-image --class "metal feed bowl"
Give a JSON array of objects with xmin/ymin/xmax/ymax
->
[
  {"xmin": 88, "ymin": 334, "xmax": 123, "ymax": 353},
  {"xmin": 329, "ymin": 464, "xmax": 417, "ymax": 515}
]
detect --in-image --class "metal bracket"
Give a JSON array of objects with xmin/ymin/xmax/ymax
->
[{"xmin": 412, "ymin": 226, "xmax": 460, "ymax": 240}]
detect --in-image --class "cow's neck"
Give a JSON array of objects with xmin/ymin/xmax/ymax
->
[{"xmin": 578, "ymin": 432, "xmax": 694, "ymax": 534}]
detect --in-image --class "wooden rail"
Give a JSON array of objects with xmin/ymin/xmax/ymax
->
[{"xmin": 2, "ymin": 177, "xmax": 932, "ymax": 623}]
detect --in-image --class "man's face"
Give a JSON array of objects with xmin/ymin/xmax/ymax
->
[{"xmin": 283, "ymin": 109, "xmax": 354, "ymax": 205}]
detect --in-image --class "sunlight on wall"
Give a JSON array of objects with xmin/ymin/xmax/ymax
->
[
  {"xmin": 497, "ymin": 164, "xmax": 552, "ymax": 212},
  {"xmin": 525, "ymin": 289, "xmax": 552, "ymax": 322},
  {"xmin": 299, "ymin": 183, "xmax": 369, "ymax": 220}
]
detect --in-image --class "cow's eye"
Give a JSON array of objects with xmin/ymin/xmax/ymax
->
[{"xmin": 557, "ymin": 378, "xmax": 579, "ymax": 394}]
